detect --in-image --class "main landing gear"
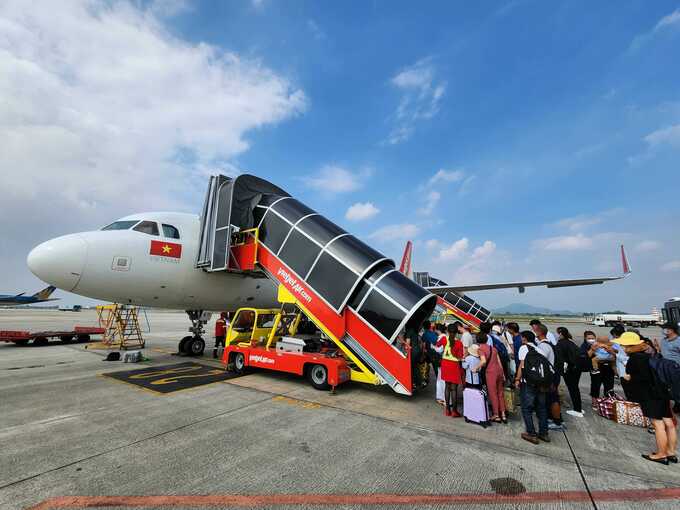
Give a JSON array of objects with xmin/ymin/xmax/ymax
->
[{"xmin": 178, "ymin": 310, "xmax": 211, "ymax": 356}]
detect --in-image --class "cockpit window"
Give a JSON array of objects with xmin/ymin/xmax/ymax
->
[
  {"xmin": 101, "ymin": 220, "xmax": 139, "ymax": 231},
  {"xmin": 133, "ymin": 221, "xmax": 159, "ymax": 236},
  {"xmin": 162, "ymin": 224, "xmax": 180, "ymax": 239}
]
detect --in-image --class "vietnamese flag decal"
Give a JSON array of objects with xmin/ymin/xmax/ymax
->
[{"xmin": 150, "ymin": 240, "xmax": 182, "ymax": 259}]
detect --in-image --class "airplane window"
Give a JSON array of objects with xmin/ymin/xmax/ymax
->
[
  {"xmin": 101, "ymin": 220, "xmax": 139, "ymax": 231},
  {"xmin": 133, "ymin": 221, "xmax": 159, "ymax": 236},
  {"xmin": 162, "ymin": 224, "xmax": 180, "ymax": 239}
]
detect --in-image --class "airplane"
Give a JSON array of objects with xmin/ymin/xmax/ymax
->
[
  {"xmin": 26, "ymin": 175, "xmax": 630, "ymax": 357},
  {"xmin": 0, "ymin": 285, "xmax": 58, "ymax": 307}
]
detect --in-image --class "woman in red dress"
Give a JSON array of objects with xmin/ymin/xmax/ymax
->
[{"xmin": 437, "ymin": 322, "xmax": 465, "ymax": 417}]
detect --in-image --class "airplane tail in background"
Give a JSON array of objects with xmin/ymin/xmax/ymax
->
[
  {"xmin": 32, "ymin": 285, "xmax": 56, "ymax": 300},
  {"xmin": 621, "ymin": 245, "xmax": 631, "ymax": 275},
  {"xmin": 399, "ymin": 241, "xmax": 413, "ymax": 280}
]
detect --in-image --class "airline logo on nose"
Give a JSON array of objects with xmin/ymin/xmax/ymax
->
[{"xmin": 150, "ymin": 240, "xmax": 182, "ymax": 259}]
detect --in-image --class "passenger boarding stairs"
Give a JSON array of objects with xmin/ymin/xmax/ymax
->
[
  {"xmin": 195, "ymin": 175, "xmax": 436, "ymax": 395},
  {"xmin": 413, "ymin": 272, "xmax": 491, "ymax": 329}
]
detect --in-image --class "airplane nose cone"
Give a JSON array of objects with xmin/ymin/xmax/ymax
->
[{"xmin": 27, "ymin": 234, "xmax": 88, "ymax": 292}]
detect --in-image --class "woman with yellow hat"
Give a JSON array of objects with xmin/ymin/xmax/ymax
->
[{"xmin": 616, "ymin": 331, "xmax": 677, "ymax": 465}]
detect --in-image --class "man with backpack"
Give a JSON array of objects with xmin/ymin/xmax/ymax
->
[{"xmin": 514, "ymin": 330, "xmax": 556, "ymax": 444}]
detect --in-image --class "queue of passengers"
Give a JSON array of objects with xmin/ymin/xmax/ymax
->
[{"xmin": 413, "ymin": 318, "xmax": 680, "ymax": 464}]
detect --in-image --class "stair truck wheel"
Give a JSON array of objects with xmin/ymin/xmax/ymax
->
[
  {"xmin": 33, "ymin": 336, "xmax": 48, "ymax": 347},
  {"xmin": 188, "ymin": 337, "xmax": 205, "ymax": 356},
  {"xmin": 178, "ymin": 336, "xmax": 192, "ymax": 354},
  {"xmin": 308, "ymin": 364, "xmax": 330, "ymax": 391},
  {"xmin": 233, "ymin": 352, "xmax": 246, "ymax": 374},
  {"xmin": 60, "ymin": 335, "xmax": 74, "ymax": 344}
]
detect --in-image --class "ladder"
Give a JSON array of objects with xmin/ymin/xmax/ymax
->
[{"xmin": 97, "ymin": 304, "xmax": 145, "ymax": 350}]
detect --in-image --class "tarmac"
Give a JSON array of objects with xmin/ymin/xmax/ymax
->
[{"xmin": 1, "ymin": 309, "xmax": 679, "ymax": 510}]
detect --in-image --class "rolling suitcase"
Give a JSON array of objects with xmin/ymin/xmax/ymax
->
[{"xmin": 463, "ymin": 387, "xmax": 490, "ymax": 428}]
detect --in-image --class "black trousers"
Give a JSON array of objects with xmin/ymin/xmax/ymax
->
[
  {"xmin": 563, "ymin": 369, "xmax": 583, "ymax": 413},
  {"xmin": 620, "ymin": 378, "xmax": 633, "ymax": 401},
  {"xmin": 590, "ymin": 362, "xmax": 615, "ymax": 398}
]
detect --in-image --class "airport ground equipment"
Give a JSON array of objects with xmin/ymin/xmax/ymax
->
[
  {"xmin": 662, "ymin": 298, "xmax": 680, "ymax": 328},
  {"xmin": 592, "ymin": 313, "xmax": 660, "ymax": 328},
  {"xmin": 0, "ymin": 326, "xmax": 104, "ymax": 346},
  {"xmin": 197, "ymin": 175, "xmax": 437, "ymax": 395},
  {"xmin": 97, "ymin": 304, "xmax": 145, "ymax": 350},
  {"xmin": 222, "ymin": 299, "xmax": 354, "ymax": 391}
]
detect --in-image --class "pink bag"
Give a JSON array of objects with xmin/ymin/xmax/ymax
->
[{"xmin": 592, "ymin": 391, "xmax": 624, "ymax": 421}]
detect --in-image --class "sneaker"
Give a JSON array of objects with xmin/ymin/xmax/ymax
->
[
  {"xmin": 548, "ymin": 422, "xmax": 565, "ymax": 431},
  {"xmin": 521, "ymin": 433, "xmax": 539, "ymax": 445},
  {"xmin": 566, "ymin": 410, "xmax": 584, "ymax": 418},
  {"xmin": 590, "ymin": 369, "xmax": 600, "ymax": 375},
  {"xmin": 537, "ymin": 434, "xmax": 551, "ymax": 443}
]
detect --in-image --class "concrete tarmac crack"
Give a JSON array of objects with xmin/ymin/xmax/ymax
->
[
  {"xmin": 563, "ymin": 428, "xmax": 598, "ymax": 510},
  {"xmin": 0, "ymin": 394, "xmax": 273, "ymax": 492}
]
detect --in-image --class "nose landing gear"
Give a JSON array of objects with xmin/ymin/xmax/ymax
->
[{"xmin": 179, "ymin": 310, "xmax": 211, "ymax": 356}]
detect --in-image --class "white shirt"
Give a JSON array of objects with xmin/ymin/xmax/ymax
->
[
  {"xmin": 461, "ymin": 331, "xmax": 474, "ymax": 349},
  {"xmin": 546, "ymin": 330, "xmax": 557, "ymax": 346},
  {"xmin": 518, "ymin": 341, "xmax": 554, "ymax": 366}
]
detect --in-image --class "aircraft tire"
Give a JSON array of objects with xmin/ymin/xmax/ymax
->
[
  {"xmin": 178, "ymin": 336, "xmax": 193, "ymax": 354},
  {"xmin": 188, "ymin": 337, "xmax": 205, "ymax": 356},
  {"xmin": 76, "ymin": 334, "xmax": 91, "ymax": 343},
  {"xmin": 14, "ymin": 339, "xmax": 29, "ymax": 346},
  {"xmin": 308, "ymin": 364, "xmax": 330, "ymax": 391}
]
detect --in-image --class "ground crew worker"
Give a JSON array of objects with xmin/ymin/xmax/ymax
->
[{"xmin": 213, "ymin": 312, "xmax": 229, "ymax": 359}]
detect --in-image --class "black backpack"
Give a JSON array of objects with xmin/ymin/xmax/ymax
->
[{"xmin": 523, "ymin": 345, "xmax": 555, "ymax": 387}]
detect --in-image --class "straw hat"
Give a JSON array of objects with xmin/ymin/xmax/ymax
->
[
  {"xmin": 612, "ymin": 331, "xmax": 643, "ymax": 346},
  {"xmin": 468, "ymin": 344, "xmax": 480, "ymax": 357}
]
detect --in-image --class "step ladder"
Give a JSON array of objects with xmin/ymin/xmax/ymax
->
[{"xmin": 97, "ymin": 304, "xmax": 145, "ymax": 350}]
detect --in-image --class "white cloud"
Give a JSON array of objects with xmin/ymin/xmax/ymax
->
[
  {"xmin": 644, "ymin": 124, "xmax": 680, "ymax": 148},
  {"xmin": 556, "ymin": 215, "xmax": 602, "ymax": 232},
  {"xmin": 534, "ymin": 234, "xmax": 594, "ymax": 251},
  {"xmin": 345, "ymin": 202, "xmax": 380, "ymax": 221},
  {"xmin": 655, "ymin": 9, "xmax": 680, "ymax": 31},
  {"xmin": 437, "ymin": 238, "xmax": 469, "ymax": 261},
  {"xmin": 302, "ymin": 165, "xmax": 371, "ymax": 194},
  {"xmin": 307, "ymin": 20, "xmax": 326, "ymax": 40},
  {"xmin": 636, "ymin": 240, "xmax": 661, "ymax": 252},
  {"xmin": 425, "ymin": 239, "xmax": 441, "ymax": 250},
  {"xmin": 418, "ymin": 190, "xmax": 441, "ymax": 216},
  {"xmin": 458, "ymin": 175, "xmax": 477, "ymax": 196},
  {"xmin": 472, "ymin": 240, "xmax": 496, "ymax": 258},
  {"xmin": 427, "ymin": 169, "xmax": 464, "ymax": 186},
  {"xmin": 662, "ymin": 260, "xmax": 680, "ymax": 272},
  {"xmin": 385, "ymin": 57, "xmax": 446, "ymax": 144},
  {"xmin": 369, "ymin": 223, "xmax": 420, "ymax": 242},
  {"xmin": 0, "ymin": 0, "xmax": 306, "ymax": 239}
]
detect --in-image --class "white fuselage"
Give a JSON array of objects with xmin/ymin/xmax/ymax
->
[{"xmin": 27, "ymin": 212, "xmax": 278, "ymax": 312}]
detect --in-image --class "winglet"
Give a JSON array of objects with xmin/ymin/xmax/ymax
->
[
  {"xmin": 621, "ymin": 245, "xmax": 631, "ymax": 276},
  {"xmin": 399, "ymin": 241, "xmax": 413, "ymax": 279}
]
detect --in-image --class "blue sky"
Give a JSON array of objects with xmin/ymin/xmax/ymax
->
[{"xmin": 1, "ymin": 0, "xmax": 679, "ymax": 312}]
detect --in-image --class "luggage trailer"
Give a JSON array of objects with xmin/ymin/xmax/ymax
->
[{"xmin": 0, "ymin": 326, "xmax": 104, "ymax": 346}]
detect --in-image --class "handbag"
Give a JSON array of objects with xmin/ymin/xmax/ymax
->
[
  {"xmin": 614, "ymin": 401, "xmax": 651, "ymax": 428},
  {"xmin": 592, "ymin": 391, "xmax": 624, "ymax": 421},
  {"xmin": 504, "ymin": 387, "xmax": 518, "ymax": 412}
]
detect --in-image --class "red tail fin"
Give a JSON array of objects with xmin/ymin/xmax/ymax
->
[
  {"xmin": 399, "ymin": 241, "xmax": 413, "ymax": 279},
  {"xmin": 621, "ymin": 245, "xmax": 631, "ymax": 275}
]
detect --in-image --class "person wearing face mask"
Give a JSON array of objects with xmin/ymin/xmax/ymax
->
[
  {"xmin": 659, "ymin": 322, "xmax": 680, "ymax": 414},
  {"xmin": 581, "ymin": 330, "xmax": 616, "ymax": 398}
]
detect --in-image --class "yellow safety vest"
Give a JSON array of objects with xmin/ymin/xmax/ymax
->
[{"xmin": 443, "ymin": 342, "xmax": 460, "ymax": 362}]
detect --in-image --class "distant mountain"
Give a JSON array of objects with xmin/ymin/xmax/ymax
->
[{"xmin": 493, "ymin": 303, "xmax": 580, "ymax": 316}]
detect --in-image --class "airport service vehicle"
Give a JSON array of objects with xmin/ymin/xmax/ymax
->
[
  {"xmin": 0, "ymin": 285, "xmax": 58, "ymax": 306},
  {"xmin": 592, "ymin": 313, "xmax": 659, "ymax": 328},
  {"xmin": 662, "ymin": 298, "xmax": 680, "ymax": 327},
  {"xmin": 0, "ymin": 326, "xmax": 104, "ymax": 346},
  {"xmin": 222, "ymin": 302, "xmax": 352, "ymax": 391},
  {"xmin": 27, "ymin": 174, "xmax": 631, "ymax": 394},
  {"xmin": 59, "ymin": 305, "xmax": 82, "ymax": 312}
]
